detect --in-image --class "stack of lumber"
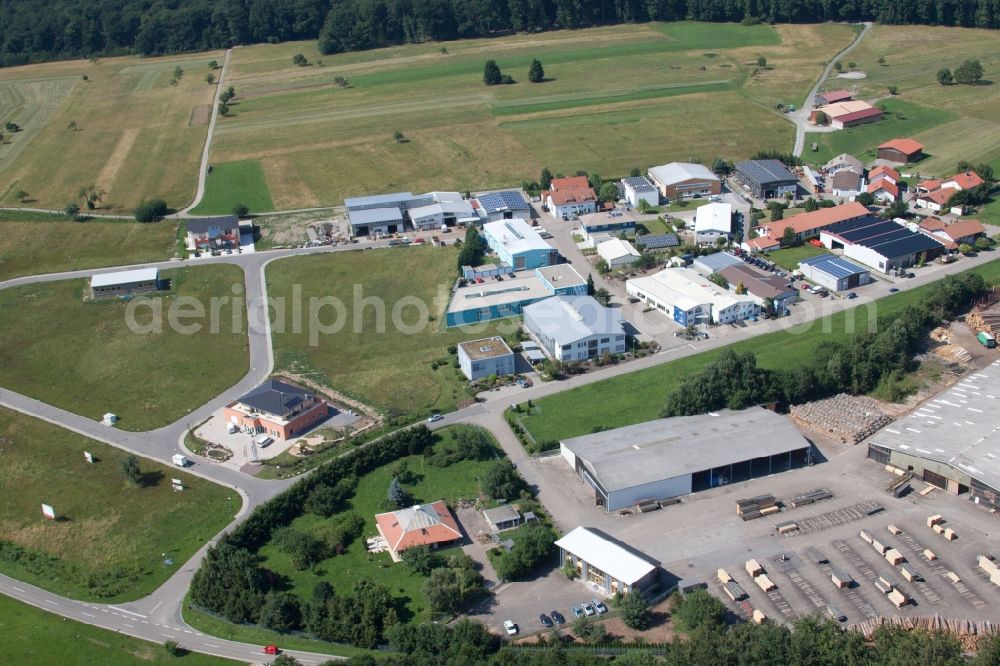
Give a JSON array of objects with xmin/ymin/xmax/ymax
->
[
  {"xmin": 723, "ymin": 581, "xmax": 747, "ymax": 601},
  {"xmin": 788, "ymin": 488, "xmax": 833, "ymax": 508},
  {"xmin": 737, "ymin": 494, "xmax": 778, "ymax": 521},
  {"xmin": 932, "ymin": 344, "xmax": 972, "ymax": 365},
  {"xmin": 790, "ymin": 394, "xmax": 894, "ymax": 444},
  {"xmin": 978, "ymin": 556, "xmax": 1000, "ymax": 587},
  {"xmin": 967, "ymin": 300, "xmax": 1000, "ymax": 336},
  {"xmin": 752, "ymin": 609, "xmax": 767, "ymax": 624},
  {"xmin": 854, "ymin": 616, "xmax": 1000, "ymax": 649}
]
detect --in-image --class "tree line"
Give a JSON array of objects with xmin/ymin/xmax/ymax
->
[{"xmin": 2, "ymin": 0, "xmax": 1000, "ymax": 66}]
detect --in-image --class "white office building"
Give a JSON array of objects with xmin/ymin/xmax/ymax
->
[
  {"xmin": 694, "ymin": 202, "xmax": 733, "ymax": 244},
  {"xmin": 626, "ymin": 268, "xmax": 759, "ymax": 326},
  {"xmin": 523, "ymin": 295, "xmax": 626, "ymax": 362}
]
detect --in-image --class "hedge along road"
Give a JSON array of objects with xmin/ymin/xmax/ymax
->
[{"xmin": 0, "ymin": 229, "xmax": 997, "ymax": 660}]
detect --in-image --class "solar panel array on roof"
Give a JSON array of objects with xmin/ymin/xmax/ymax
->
[
  {"xmin": 827, "ymin": 216, "xmax": 944, "ymax": 259},
  {"xmin": 636, "ymin": 233, "xmax": 679, "ymax": 249},
  {"xmin": 735, "ymin": 159, "xmax": 796, "ymax": 184},
  {"xmin": 477, "ymin": 191, "xmax": 528, "ymax": 212},
  {"xmin": 798, "ymin": 254, "xmax": 868, "ymax": 279}
]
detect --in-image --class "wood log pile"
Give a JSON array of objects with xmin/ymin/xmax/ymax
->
[
  {"xmin": 790, "ymin": 394, "xmax": 894, "ymax": 444},
  {"xmin": 932, "ymin": 344, "xmax": 972, "ymax": 365},
  {"xmin": 853, "ymin": 615, "xmax": 999, "ymax": 650}
]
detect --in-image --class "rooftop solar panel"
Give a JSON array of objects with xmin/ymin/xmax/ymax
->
[
  {"xmin": 636, "ymin": 233, "xmax": 679, "ymax": 249},
  {"xmin": 799, "ymin": 254, "xmax": 868, "ymax": 279},
  {"xmin": 866, "ymin": 234, "xmax": 943, "ymax": 258},
  {"xmin": 477, "ymin": 191, "xmax": 529, "ymax": 212},
  {"xmin": 735, "ymin": 159, "xmax": 796, "ymax": 184}
]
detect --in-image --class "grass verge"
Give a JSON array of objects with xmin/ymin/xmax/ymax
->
[{"xmin": 0, "ymin": 407, "xmax": 240, "ymax": 602}]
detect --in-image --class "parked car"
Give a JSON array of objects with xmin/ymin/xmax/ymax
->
[
  {"xmin": 550, "ymin": 610, "xmax": 565, "ymax": 625},
  {"xmin": 570, "ymin": 606, "xmax": 584, "ymax": 618},
  {"xmin": 889, "ymin": 287, "xmax": 900, "ymax": 293},
  {"xmin": 255, "ymin": 434, "xmax": 274, "ymax": 448},
  {"xmin": 504, "ymin": 620, "xmax": 518, "ymax": 636},
  {"xmin": 847, "ymin": 292, "xmax": 858, "ymax": 299},
  {"xmin": 427, "ymin": 413, "xmax": 444, "ymax": 423},
  {"xmin": 539, "ymin": 613, "xmax": 553, "ymax": 628},
  {"xmin": 582, "ymin": 602, "xmax": 596, "ymax": 616},
  {"xmin": 800, "ymin": 282, "xmax": 810, "ymax": 290},
  {"xmin": 592, "ymin": 599, "xmax": 608, "ymax": 614}
]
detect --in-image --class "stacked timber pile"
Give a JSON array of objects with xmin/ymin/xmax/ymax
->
[
  {"xmin": 854, "ymin": 615, "xmax": 1000, "ymax": 650},
  {"xmin": 967, "ymin": 288, "xmax": 1000, "ymax": 335},
  {"xmin": 932, "ymin": 344, "xmax": 972, "ymax": 365},
  {"xmin": 737, "ymin": 494, "xmax": 779, "ymax": 521},
  {"xmin": 790, "ymin": 394, "xmax": 894, "ymax": 444},
  {"xmin": 788, "ymin": 488, "xmax": 833, "ymax": 508}
]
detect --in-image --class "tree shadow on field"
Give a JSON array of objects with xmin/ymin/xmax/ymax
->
[{"xmin": 138, "ymin": 470, "xmax": 164, "ymax": 488}]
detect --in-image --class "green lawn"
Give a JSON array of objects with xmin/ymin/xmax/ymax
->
[
  {"xmin": 256, "ymin": 426, "xmax": 497, "ymax": 622},
  {"xmin": 190, "ymin": 159, "xmax": 274, "ymax": 215},
  {"xmin": 0, "ymin": 407, "xmax": 240, "ymax": 602},
  {"xmin": 267, "ymin": 246, "xmax": 507, "ymax": 416},
  {"xmin": 0, "ymin": 264, "xmax": 249, "ymax": 430},
  {"xmin": 804, "ymin": 99, "xmax": 955, "ymax": 166},
  {"xmin": 978, "ymin": 197, "xmax": 1000, "ymax": 227},
  {"xmin": 520, "ymin": 259, "xmax": 1000, "ymax": 443},
  {"xmin": 652, "ymin": 21, "xmax": 780, "ymax": 49},
  {"xmin": 2, "ymin": 595, "xmax": 238, "ymax": 666},
  {"xmin": 0, "ymin": 217, "xmax": 177, "ymax": 281},
  {"xmin": 767, "ymin": 244, "xmax": 830, "ymax": 270}
]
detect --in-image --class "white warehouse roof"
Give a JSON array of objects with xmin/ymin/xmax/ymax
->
[
  {"xmin": 597, "ymin": 238, "xmax": 640, "ymax": 264},
  {"xmin": 695, "ymin": 202, "xmax": 732, "ymax": 234},
  {"xmin": 555, "ymin": 527, "xmax": 657, "ymax": 585},
  {"xmin": 648, "ymin": 162, "xmax": 719, "ymax": 188},
  {"xmin": 91, "ymin": 267, "xmax": 158, "ymax": 288},
  {"xmin": 483, "ymin": 218, "xmax": 551, "ymax": 255},
  {"xmin": 627, "ymin": 267, "xmax": 752, "ymax": 312},
  {"xmin": 523, "ymin": 295, "xmax": 623, "ymax": 348}
]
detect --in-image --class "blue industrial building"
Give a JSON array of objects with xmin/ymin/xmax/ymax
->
[
  {"xmin": 481, "ymin": 218, "xmax": 557, "ymax": 270},
  {"xmin": 446, "ymin": 265, "xmax": 586, "ymax": 327}
]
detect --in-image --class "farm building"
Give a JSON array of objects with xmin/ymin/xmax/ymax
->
[
  {"xmin": 757, "ymin": 201, "xmax": 870, "ymax": 245},
  {"xmin": 626, "ymin": 267, "xmax": 759, "ymax": 326},
  {"xmin": 560, "ymin": 407, "xmax": 812, "ymax": 512},
  {"xmin": 621, "ymin": 176, "xmax": 659, "ymax": 207},
  {"xmin": 375, "ymin": 501, "xmax": 462, "ymax": 560},
  {"xmin": 457, "ymin": 337, "xmax": 516, "ymax": 381},
  {"xmin": 636, "ymin": 233, "xmax": 679, "ymax": 251},
  {"xmin": 867, "ymin": 361, "xmax": 1000, "ymax": 511},
  {"xmin": 694, "ymin": 202, "xmax": 733, "ymax": 244},
  {"xmin": 797, "ymin": 254, "xmax": 870, "ymax": 291},
  {"xmin": 819, "ymin": 216, "xmax": 944, "ymax": 273},
  {"xmin": 90, "ymin": 267, "xmax": 161, "ymax": 298},
  {"xmin": 597, "ymin": 238, "xmax": 641, "ymax": 268},
  {"xmin": 186, "ymin": 215, "xmax": 241, "ymax": 250},
  {"xmin": 831, "ymin": 169, "xmax": 863, "ymax": 196},
  {"xmin": 877, "ymin": 138, "xmax": 924, "ymax": 164},
  {"xmin": 224, "ymin": 379, "xmax": 331, "ymax": 441},
  {"xmin": 523, "ymin": 295, "xmax": 626, "ymax": 362},
  {"xmin": 483, "ymin": 505, "xmax": 521, "ymax": 532},
  {"xmin": 482, "ymin": 218, "xmax": 557, "ymax": 270},
  {"xmin": 717, "ymin": 264, "xmax": 798, "ymax": 315},
  {"xmin": 824, "ymin": 153, "xmax": 863, "ymax": 176},
  {"xmin": 446, "ymin": 265, "xmax": 586, "ymax": 327},
  {"xmin": 546, "ymin": 176, "xmax": 597, "ymax": 219},
  {"xmin": 555, "ymin": 527, "xmax": 660, "ymax": 595},
  {"xmin": 810, "ymin": 100, "xmax": 882, "ymax": 129},
  {"xmin": 647, "ymin": 162, "xmax": 721, "ymax": 200},
  {"xmin": 578, "ymin": 209, "xmax": 638, "ymax": 241},
  {"xmin": 474, "ymin": 190, "xmax": 532, "ymax": 222},
  {"xmin": 734, "ymin": 160, "xmax": 798, "ymax": 199},
  {"xmin": 869, "ymin": 165, "xmax": 900, "ymax": 186},
  {"xmin": 691, "ymin": 251, "xmax": 742, "ymax": 276},
  {"xmin": 815, "ymin": 89, "xmax": 853, "ymax": 105}
]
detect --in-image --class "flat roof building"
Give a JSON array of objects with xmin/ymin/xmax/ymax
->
[
  {"xmin": 647, "ymin": 162, "xmax": 721, "ymax": 200},
  {"xmin": 578, "ymin": 209, "xmax": 638, "ymax": 241},
  {"xmin": 820, "ymin": 216, "xmax": 944, "ymax": 273},
  {"xmin": 560, "ymin": 407, "xmax": 812, "ymax": 512},
  {"xmin": 523, "ymin": 295, "xmax": 626, "ymax": 362},
  {"xmin": 482, "ymin": 218, "xmax": 557, "ymax": 270},
  {"xmin": 483, "ymin": 504, "xmax": 522, "ymax": 532},
  {"xmin": 446, "ymin": 265, "xmax": 586, "ymax": 327},
  {"xmin": 867, "ymin": 361, "xmax": 1000, "ymax": 511},
  {"xmin": 694, "ymin": 202, "xmax": 733, "ymax": 244},
  {"xmin": 556, "ymin": 527, "xmax": 660, "ymax": 596},
  {"xmin": 691, "ymin": 251, "xmax": 742, "ymax": 276},
  {"xmin": 457, "ymin": 336, "xmax": 515, "ymax": 381},
  {"xmin": 717, "ymin": 264, "xmax": 798, "ymax": 315},
  {"xmin": 90, "ymin": 268, "xmax": 161, "ymax": 298},
  {"xmin": 621, "ymin": 176, "xmax": 659, "ymax": 207},
  {"xmin": 734, "ymin": 160, "xmax": 798, "ymax": 200},
  {"xmin": 626, "ymin": 268, "xmax": 759, "ymax": 326}
]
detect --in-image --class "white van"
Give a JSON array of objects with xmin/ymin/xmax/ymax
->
[
  {"xmin": 172, "ymin": 454, "xmax": 190, "ymax": 467},
  {"xmin": 255, "ymin": 434, "xmax": 274, "ymax": 448}
]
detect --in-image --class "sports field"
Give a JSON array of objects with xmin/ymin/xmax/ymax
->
[
  {"xmin": 267, "ymin": 247, "xmax": 507, "ymax": 416},
  {"xmin": 0, "ymin": 51, "xmax": 222, "ymax": 212},
  {"xmin": 0, "ymin": 407, "xmax": 239, "ymax": 602},
  {"xmin": 0, "ymin": 215, "xmax": 177, "ymax": 281},
  {"xmin": 806, "ymin": 25, "xmax": 1000, "ymax": 175},
  {"xmin": 0, "ymin": 264, "xmax": 249, "ymax": 430},
  {"xmin": 208, "ymin": 22, "xmax": 855, "ymax": 210}
]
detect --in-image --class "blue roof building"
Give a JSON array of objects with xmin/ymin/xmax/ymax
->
[{"xmin": 798, "ymin": 254, "xmax": 871, "ymax": 291}]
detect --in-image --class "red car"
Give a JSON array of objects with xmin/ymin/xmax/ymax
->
[
  {"xmin": 263, "ymin": 645, "xmax": 280, "ymax": 655},
  {"xmin": 800, "ymin": 283, "xmax": 810, "ymax": 290}
]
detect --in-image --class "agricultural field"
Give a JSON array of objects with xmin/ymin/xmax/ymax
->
[
  {"xmin": 0, "ymin": 214, "xmax": 177, "ymax": 281},
  {"xmin": 805, "ymin": 25, "xmax": 1000, "ymax": 175},
  {"xmin": 208, "ymin": 22, "xmax": 855, "ymax": 210},
  {"xmin": 266, "ymin": 246, "xmax": 507, "ymax": 416},
  {"xmin": 519, "ymin": 260, "xmax": 1000, "ymax": 444},
  {"xmin": 0, "ymin": 264, "xmax": 248, "ymax": 430},
  {"xmin": 189, "ymin": 158, "xmax": 274, "ymax": 216},
  {"xmin": 0, "ymin": 407, "xmax": 239, "ymax": 602},
  {"xmin": 0, "ymin": 50, "xmax": 222, "ymax": 213}
]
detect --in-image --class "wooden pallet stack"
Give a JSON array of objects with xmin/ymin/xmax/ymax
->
[{"xmin": 736, "ymin": 494, "xmax": 779, "ymax": 521}]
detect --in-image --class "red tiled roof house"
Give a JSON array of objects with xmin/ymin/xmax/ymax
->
[
  {"xmin": 375, "ymin": 501, "xmax": 462, "ymax": 560},
  {"xmin": 223, "ymin": 379, "xmax": 331, "ymax": 441}
]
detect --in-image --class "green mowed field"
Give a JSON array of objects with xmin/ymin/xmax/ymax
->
[
  {"xmin": 0, "ymin": 217, "xmax": 177, "ymax": 281},
  {"xmin": 0, "ymin": 264, "xmax": 249, "ymax": 430},
  {"xmin": 267, "ymin": 246, "xmax": 508, "ymax": 416},
  {"xmin": 190, "ymin": 158, "xmax": 274, "ymax": 216},
  {"xmin": 0, "ymin": 407, "xmax": 239, "ymax": 602},
  {"xmin": 804, "ymin": 99, "xmax": 955, "ymax": 166},
  {"xmin": 257, "ymin": 426, "xmax": 496, "ymax": 622},
  {"xmin": 767, "ymin": 244, "xmax": 830, "ymax": 271},
  {"xmin": 0, "ymin": 51, "xmax": 222, "ymax": 213},
  {"xmin": 3, "ymin": 595, "xmax": 239, "ymax": 666},
  {"xmin": 825, "ymin": 24, "xmax": 1000, "ymax": 175},
  {"xmin": 520, "ymin": 259, "xmax": 1000, "ymax": 443},
  {"xmin": 210, "ymin": 22, "xmax": 854, "ymax": 209}
]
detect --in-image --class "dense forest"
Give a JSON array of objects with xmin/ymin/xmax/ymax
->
[{"xmin": 1, "ymin": 0, "xmax": 999, "ymax": 67}]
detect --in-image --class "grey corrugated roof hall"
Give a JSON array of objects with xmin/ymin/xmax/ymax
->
[
  {"xmin": 561, "ymin": 407, "xmax": 810, "ymax": 493},
  {"xmin": 237, "ymin": 379, "xmax": 312, "ymax": 417}
]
